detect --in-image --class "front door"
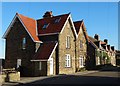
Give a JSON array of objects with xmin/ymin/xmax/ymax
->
[{"xmin": 49, "ymin": 58, "xmax": 53, "ymax": 75}]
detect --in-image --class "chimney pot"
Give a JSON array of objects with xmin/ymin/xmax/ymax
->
[
  {"xmin": 104, "ymin": 39, "xmax": 108, "ymax": 44},
  {"xmin": 111, "ymin": 46, "xmax": 115, "ymax": 51},
  {"xmin": 43, "ymin": 11, "xmax": 53, "ymax": 18},
  {"xmin": 94, "ymin": 34, "xmax": 99, "ymax": 40}
]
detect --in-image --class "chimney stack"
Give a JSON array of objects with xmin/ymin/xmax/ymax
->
[
  {"xmin": 111, "ymin": 46, "xmax": 115, "ymax": 51},
  {"xmin": 107, "ymin": 45, "xmax": 111, "ymax": 50},
  {"xmin": 43, "ymin": 11, "xmax": 53, "ymax": 18},
  {"xmin": 104, "ymin": 39, "xmax": 108, "ymax": 44},
  {"xmin": 94, "ymin": 34, "xmax": 99, "ymax": 40}
]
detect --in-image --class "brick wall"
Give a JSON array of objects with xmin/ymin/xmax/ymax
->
[{"xmin": 5, "ymin": 18, "xmax": 36, "ymax": 76}]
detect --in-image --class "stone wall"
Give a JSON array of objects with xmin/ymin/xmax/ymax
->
[
  {"xmin": 58, "ymin": 20, "xmax": 76, "ymax": 74},
  {"xmin": 1, "ymin": 71, "xmax": 20, "ymax": 83},
  {"xmin": 76, "ymin": 27, "xmax": 87, "ymax": 71}
]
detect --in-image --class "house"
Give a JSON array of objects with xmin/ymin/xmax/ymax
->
[
  {"xmin": 115, "ymin": 50, "xmax": 120, "ymax": 66},
  {"xmin": 88, "ymin": 34, "xmax": 116, "ymax": 69},
  {"xmin": 87, "ymin": 35, "xmax": 101, "ymax": 69},
  {"xmin": 3, "ymin": 11, "xmax": 89, "ymax": 76},
  {"xmin": 74, "ymin": 20, "xmax": 89, "ymax": 71}
]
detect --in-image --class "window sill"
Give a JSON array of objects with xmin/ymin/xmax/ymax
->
[
  {"xmin": 65, "ymin": 66, "xmax": 72, "ymax": 68},
  {"xmin": 66, "ymin": 48, "xmax": 71, "ymax": 49},
  {"xmin": 22, "ymin": 48, "xmax": 26, "ymax": 50}
]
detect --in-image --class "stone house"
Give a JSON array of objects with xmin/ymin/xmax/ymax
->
[
  {"xmin": 74, "ymin": 20, "xmax": 89, "ymax": 71},
  {"xmin": 88, "ymin": 34, "xmax": 116, "ymax": 68},
  {"xmin": 3, "ymin": 11, "xmax": 89, "ymax": 76}
]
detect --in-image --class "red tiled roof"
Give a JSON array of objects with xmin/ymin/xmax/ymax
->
[
  {"xmin": 32, "ymin": 42, "xmax": 57, "ymax": 60},
  {"xmin": 37, "ymin": 14, "xmax": 69, "ymax": 35},
  {"xmin": 100, "ymin": 40, "xmax": 106, "ymax": 44},
  {"xmin": 17, "ymin": 13, "xmax": 40, "ymax": 42}
]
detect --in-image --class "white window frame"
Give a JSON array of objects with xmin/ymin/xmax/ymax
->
[
  {"xmin": 42, "ymin": 23, "xmax": 49, "ymax": 29},
  {"xmin": 97, "ymin": 57, "xmax": 100, "ymax": 65},
  {"xmin": 54, "ymin": 17, "xmax": 61, "ymax": 23},
  {"xmin": 65, "ymin": 54, "xmax": 71, "ymax": 67},
  {"xmin": 39, "ymin": 61, "xmax": 42, "ymax": 70},
  {"xmin": 66, "ymin": 36, "xmax": 70, "ymax": 49},
  {"xmin": 79, "ymin": 56, "xmax": 84, "ymax": 68},
  {"xmin": 22, "ymin": 37, "xmax": 26, "ymax": 49}
]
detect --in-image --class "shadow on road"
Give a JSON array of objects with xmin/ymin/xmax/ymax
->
[
  {"xmin": 12, "ymin": 65, "xmax": 120, "ymax": 86},
  {"xmin": 99, "ymin": 65, "xmax": 120, "ymax": 72},
  {"xmin": 15, "ymin": 75, "xmax": 120, "ymax": 86}
]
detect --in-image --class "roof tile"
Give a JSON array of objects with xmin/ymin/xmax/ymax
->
[
  {"xmin": 32, "ymin": 42, "xmax": 57, "ymax": 60},
  {"xmin": 18, "ymin": 14, "xmax": 40, "ymax": 42}
]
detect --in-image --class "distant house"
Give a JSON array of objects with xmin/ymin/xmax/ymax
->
[
  {"xmin": 87, "ymin": 34, "xmax": 116, "ymax": 69},
  {"xmin": 3, "ymin": 11, "xmax": 89, "ymax": 76},
  {"xmin": 116, "ymin": 50, "xmax": 120, "ymax": 65}
]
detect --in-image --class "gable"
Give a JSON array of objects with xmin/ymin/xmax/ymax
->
[
  {"xmin": 60, "ymin": 19, "xmax": 74, "ymax": 36},
  {"xmin": 79, "ymin": 27, "xmax": 86, "ymax": 40},
  {"xmin": 74, "ymin": 21, "xmax": 89, "ymax": 41},
  {"xmin": 60, "ymin": 16, "xmax": 78, "ymax": 38},
  {"xmin": 3, "ymin": 13, "xmax": 42, "ymax": 43}
]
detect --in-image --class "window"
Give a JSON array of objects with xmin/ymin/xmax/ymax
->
[
  {"xmin": 54, "ymin": 17, "xmax": 61, "ymax": 23},
  {"xmin": 39, "ymin": 62, "xmax": 42, "ymax": 70},
  {"xmin": 80, "ymin": 40, "xmax": 83, "ymax": 48},
  {"xmin": 17, "ymin": 59, "xmax": 21, "ymax": 68},
  {"xmin": 22, "ymin": 37, "xmax": 26, "ymax": 49},
  {"xmin": 98, "ymin": 57, "xmax": 100, "ymax": 65},
  {"xmin": 65, "ymin": 54, "xmax": 71, "ymax": 67},
  {"xmin": 66, "ymin": 36, "xmax": 70, "ymax": 49},
  {"xmin": 79, "ymin": 56, "xmax": 84, "ymax": 67},
  {"xmin": 42, "ymin": 23, "xmax": 49, "ymax": 29}
]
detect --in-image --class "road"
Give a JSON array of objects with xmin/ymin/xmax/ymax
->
[{"xmin": 2, "ymin": 66, "xmax": 120, "ymax": 86}]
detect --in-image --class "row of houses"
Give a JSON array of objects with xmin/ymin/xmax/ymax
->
[{"xmin": 2, "ymin": 11, "xmax": 116, "ymax": 76}]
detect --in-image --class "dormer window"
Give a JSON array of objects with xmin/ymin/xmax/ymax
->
[
  {"xmin": 22, "ymin": 37, "xmax": 26, "ymax": 49},
  {"xmin": 54, "ymin": 17, "xmax": 61, "ymax": 23},
  {"xmin": 42, "ymin": 23, "xmax": 49, "ymax": 29}
]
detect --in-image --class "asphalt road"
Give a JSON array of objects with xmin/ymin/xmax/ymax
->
[{"xmin": 2, "ymin": 66, "xmax": 120, "ymax": 86}]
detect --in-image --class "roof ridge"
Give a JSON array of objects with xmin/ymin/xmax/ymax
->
[
  {"xmin": 17, "ymin": 13, "xmax": 36, "ymax": 21},
  {"xmin": 36, "ymin": 13, "xmax": 70, "ymax": 21},
  {"xmin": 73, "ymin": 20, "xmax": 83, "ymax": 23}
]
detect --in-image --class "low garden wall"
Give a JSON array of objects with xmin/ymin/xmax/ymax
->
[{"xmin": 1, "ymin": 68, "xmax": 20, "ymax": 84}]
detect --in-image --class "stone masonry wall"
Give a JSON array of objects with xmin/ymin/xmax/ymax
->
[{"xmin": 58, "ymin": 19, "xmax": 76, "ymax": 74}]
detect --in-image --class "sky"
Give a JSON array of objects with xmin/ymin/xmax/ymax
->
[{"xmin": 0, "ymin": 2, "xmax": 119, "ymax": 59}]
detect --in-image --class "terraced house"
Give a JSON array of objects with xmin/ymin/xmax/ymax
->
[
  {"xmin": 87, "ymin": 34, "xmax": 116, "ymax": 69},
  {"xmin": 3, "ymin": 11, "xmax": 116, "ymax": 76}
]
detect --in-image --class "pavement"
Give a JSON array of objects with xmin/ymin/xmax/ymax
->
[
  {"xmin": 1, "ymin": 70, "xmax": 98, "ymax": 86},
  {"xmin": 1, "ymin": 65, "xmax": 120, "ymax": 86}
]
